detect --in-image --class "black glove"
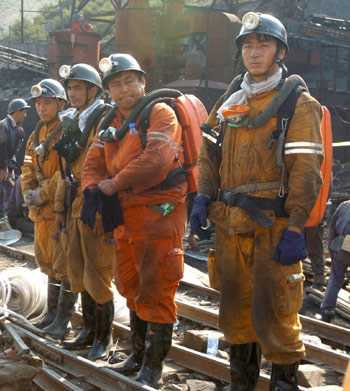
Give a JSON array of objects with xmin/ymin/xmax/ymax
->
[
  {"xmin": 190, "ymin": 194, "xmax": 212, "ymax": 240},
  {"xmin": 274, "ymin": 229, "xmax": 307, "ymax": 266},
  {"xmin": 80, "ymin": 188, "xmax": 103, "ymax": 230},
  {"xmin": 101, "ymin": 192, "xmax": 123, "ymax": 233}
]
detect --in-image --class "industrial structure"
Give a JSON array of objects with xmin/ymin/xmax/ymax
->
[{"xmin": 1, "ymin": 0, "xmax": 350, "ymax": 160}]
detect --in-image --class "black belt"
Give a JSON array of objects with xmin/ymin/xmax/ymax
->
[{"xmin": 218, "ymin": 189, "xmax": 288, "ymax": 228}]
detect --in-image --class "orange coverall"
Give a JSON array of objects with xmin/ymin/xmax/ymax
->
[
  {"xmin": 82, "ymin": 103, "xmax": 187, "ymax": 324},
  {"xmin": 21, "ymin": 119, "xmax": 67, "ymax": 281}
]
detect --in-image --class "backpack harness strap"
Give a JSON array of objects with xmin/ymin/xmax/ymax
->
[{"xmin": 138, "ymin": 98, "xmax": 188, "ymax": 191}]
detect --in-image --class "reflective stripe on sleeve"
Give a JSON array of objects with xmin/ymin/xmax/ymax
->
[
  {"xmin": 285, "ymin": 142, "xmax": 323, "ymax": 149},
  {"xmin": 91, "ymin": 143, "xmax": 104, "ymax": 149},
  {"xmin": 284, "ymin": 149, "xmax": 324, "ymax": 155}
]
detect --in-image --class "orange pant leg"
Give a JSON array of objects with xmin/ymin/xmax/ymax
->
[{"xmin": 114, "ymin": 202, "xmax": 186, "ymax": 324}]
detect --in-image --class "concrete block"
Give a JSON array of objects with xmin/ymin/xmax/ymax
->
[{"xmin": 186, "ymin": 379, "xmax": 217, "ymax": 391}]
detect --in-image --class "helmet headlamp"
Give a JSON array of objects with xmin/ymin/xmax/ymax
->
[
  {"xmin": 242, "ymin": 12, "xmax": 260, "ymax": 30},
  {"xmin": 59, "ymin": 65, "xmax": 72, "ymax": 79},
  {"xmin": 99, "ymin": 58, "xmax": 113, "ymax": 73},
  {"xmin": 31, "ymin": 85, "xmax": 43, "ymax": 98}
]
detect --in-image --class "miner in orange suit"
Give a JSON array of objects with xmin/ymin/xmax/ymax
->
[{"xmin": 81, "ymin": 53, "xmax": 187, "ymax": 388}]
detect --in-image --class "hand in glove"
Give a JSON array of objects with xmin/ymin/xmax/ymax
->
[
  {"xmin": 23, "ymin": 189, "xmax": 46, "ymax": 209},
  {"xmin": 80, "ymin": 188, "xmax": 103, "ymax": 230},
  {"xmin": 274, "ymin": 229, "xmax": 307, "ymax": 265},
  {"xmin": 101, "ymin": 192, "xmax": 123, "ymax": 233},
  {"xmin": 190, "ymin": 194, "xmax": 212, "ymax": 241}
]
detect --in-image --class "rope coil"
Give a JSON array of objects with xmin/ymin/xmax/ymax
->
[{"xmin": 0, "ymin": 267, "xmax": 47, "ymax": 324}]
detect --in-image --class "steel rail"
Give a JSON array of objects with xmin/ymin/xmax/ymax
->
[
  {"xmin": 175, "ymin": 297, "xmax": 349, "ymax": 373},
  {"xmin": 2, "ymin": 246, "xmax": 349, "ymax": 374},
  {"xmin": 71, "ymin": 314, "xmax": 308, "ymax": 391},
  {"xmin": 34, "ymin": 367, "xmax": 85, "ymax": 391},
  {"xmin": 179, "ymin": 280, "xmax": 350, "ymax": 347},
  {"xmin": 17, "ymin": 326, "xmax": 156, "ymax": 391},
  {"xmin": 0, "ymin": 243, "xmax": 35, "ymax": 262},
  {"xmin": 2, "ymin": 323, "xmax": 85, "ymax": 391}
]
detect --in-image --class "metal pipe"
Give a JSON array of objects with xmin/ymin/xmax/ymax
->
[{"xmin": 333, "ymin": 46, "xmax": 338, "ymax": 105}]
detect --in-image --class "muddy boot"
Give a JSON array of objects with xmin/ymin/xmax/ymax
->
[
  {"xmin": 62, "ymin": 291, "xmax": 96, "ymax": 349},
  {"xmin": 33, "ymin": 276, "xmax": 60, "ymax": 329},
  {"xmin": 270, "ymin": 362, "xmax": 300, "ymax": 391},
  {"xmin": 136, "ymin": 322, "xmax": 173, "ymax": 389},
  {"xmin": 111, "ymin": 310, "xmax": 148, "ymax": 374},
  {"xmin": 87, "ymin": 299, "xmax": 114, "ymax": 361},
  {"xmin": 229, "ymin": 343, "xmax": 261, "ymax": 391},
  {"xmin": 43, "ymin": 281, "xmax": 78, "ymax": 339}
]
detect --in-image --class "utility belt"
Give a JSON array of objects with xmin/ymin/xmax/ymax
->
[
  {"xmin": 65, "ymin": 180, "xmax": 80, "ymax": 208},
  {"xmin": 218, "ymin": 181, "xmax": 288, "ymax": 228}
]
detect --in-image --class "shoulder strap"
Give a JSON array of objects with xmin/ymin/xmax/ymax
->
[
  {"xmin": 138, "ymin": 97, "xmax": 176, "ymax": 149},
  {"xmin": 275, "ymin": 84, "xmax": 306, "ymax": 168}
]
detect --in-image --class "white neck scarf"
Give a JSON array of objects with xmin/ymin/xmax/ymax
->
[{"xmin": 217, "ymin": 67, "xmax": 283, "ymax": 122}]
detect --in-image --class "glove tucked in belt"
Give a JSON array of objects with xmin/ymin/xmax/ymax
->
[
  {"xmin": 80, "ymin": 188, "xmax": 103, "ymax": 230},
  {"xmin": 274, "ymin": 229, "xmax": 307, "ymax": 266},
  {"xmin": 81, "ymin": 188, "xmax": 123, "ymax": 232},
  {"xmin": 101, "ymin": 192, "xmax": 123, "ymax": 232},
  {"xmin": 23, "ymin": 188, "xmax": 46, "ymax": 209}
]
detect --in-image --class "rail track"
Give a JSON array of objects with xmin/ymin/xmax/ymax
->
[{"xmin": 0, "ymin": 243, "xmax": 348, "ymax": 390}]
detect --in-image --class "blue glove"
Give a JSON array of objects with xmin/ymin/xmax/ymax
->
[
  {"xmin": 80, "ymin": 188, "xmax": 103, "ymax": 230},
  {"xmin": 274, "ymin": 229, "xmax": 307, "ymax": 265},
  {"xmin": 190, "ymin": 194, "xmax": 212, "ymax": 240}
]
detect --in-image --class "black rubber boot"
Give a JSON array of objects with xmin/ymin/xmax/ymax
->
[
  {"xmin": 270, "ymin": 362, "xmax": 300, "ymax": 391},
  {"xmin": 62, "ymin": 291, "xmax": 96, "ymax": 350},
  {"xmin": 111, "ymin": 310, "xmax": 148, "ymax": 374},
  {"xmin": 87, "ymin": 298, "xmax": 114, "ymax": 361},
  {"xmin": 33, "ymin": 276, "xmax": 60, "ymax": 329},
  {"xmin": 229, "ymin": 343, "xmax": 261, "ymax": 391},
  {"xmin": 43, "ymin": 281, "xmax": 78, "ymax": 339},
  {"xmin": 321, "ymin": 309, "xmax": 335, "ymax": 323},
  {"xmin": 135, "ymin": 322, "xmax": 173, "ymax": 389}
]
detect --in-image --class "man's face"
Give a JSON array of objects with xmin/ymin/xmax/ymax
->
[
  {"xmin": 35, "ymin": 97, "xmax": 60, "ymax": 123},
  {"xmin": 241, "ymin": 34, "xmax": 284, "ymax": 82},
  {"xmin": 13, "ymin": 109, "xmax": 27, "ymax": 124},
  {"xmin": 107, "ymin": 71, "xmax": 145, "ymax": 114},
  {"xmin": 67, "ymin": 79, "xmax": 88, "ymax": 109}
]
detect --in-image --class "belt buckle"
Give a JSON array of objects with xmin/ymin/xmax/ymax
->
[{"xmin": 218, "ymin": 189, "xmax": 236, "ymax": 206}]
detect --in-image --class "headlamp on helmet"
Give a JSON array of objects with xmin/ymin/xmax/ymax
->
[
  {"xmin": 99, "ymin": 58, "xmax": 113, "ymax": 73},
  {"xmin": 242, "ymin": 12, "xmax": 260, "ymax": 30},
  {"xmin": 59, "ymin": 65, "xmax": 72, "ymax": 79},
  {"xmin": 31, "ymin": 84, "xmax": 43, "ymax": 98}
]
